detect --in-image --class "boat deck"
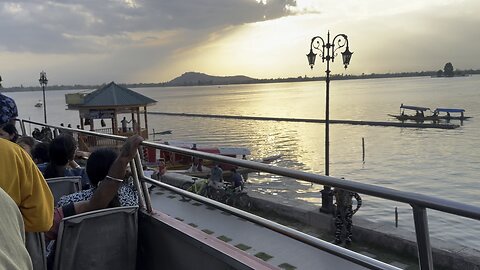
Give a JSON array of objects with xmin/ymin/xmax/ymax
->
[{"xmin": 149, "ymin": 187, "xmax": 392, "ymax": 270}]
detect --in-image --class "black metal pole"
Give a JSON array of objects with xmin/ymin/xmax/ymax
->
[
  {"xmin": 308, "ymin": 31, "xmax": 351, "ymax": 214},
  {"xmin": 320, "ymin": 56, "xmax": 333, "ymax": 213},
  {"xmin": 42, "ymin": 85, "xmax": 47, "ymax": 123}
]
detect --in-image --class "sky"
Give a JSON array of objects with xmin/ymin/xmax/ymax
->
[{"xmin": 1, "ymin": 0, "xmax": 479, "ymax": 87}]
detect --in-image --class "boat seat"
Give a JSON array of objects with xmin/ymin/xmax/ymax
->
[
  {"xmin": 25, "ymin": 232, "xmax": 47, "ymax": 270},
  {"xmin": 46, "ymin": 176, "xmax": 82, "ymax": 205},
  {"xmin": 53, "ymin": 206, "xmax": 138, "ymax": 270}
]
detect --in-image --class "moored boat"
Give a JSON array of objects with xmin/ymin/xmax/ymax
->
[
  {"xmin": 389, "ymin": 104, "xmax": 471, "ymax": 122},
  {"xmin": 433, "ymin": 108, "xmax": 471, "ymax": 120},
  {"xmin": 388, "ymin": 104, "xmax": 431, "ymax": 122},
  {"xmin": 144, "ymin": 140, "xmax": 251, "ymax": 170}
]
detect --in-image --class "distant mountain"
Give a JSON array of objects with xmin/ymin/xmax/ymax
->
[{"xmin": 167, "ymin": 72, "xmax": 255, "ymax": 86}]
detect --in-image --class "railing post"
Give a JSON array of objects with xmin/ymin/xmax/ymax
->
[
  {"xmin": 19, "ymin": 119, "xmax": 27, "ymax": 136},
  {"xmin": 134, "ymin": 151, "xmax": 153, "ymax": 214},
  {"xmin": 412, "ymin": 205, "xmax": 433, "ymax": 270},
  {"xmin": 129, "ymin": 159, "xmax": 146, "ymax": 210}
]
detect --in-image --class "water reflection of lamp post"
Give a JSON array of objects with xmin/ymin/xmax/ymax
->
[
  {"xmin": 39, "ymin": 71, "xmax": 48, "ymax": 123},
  {"xmin": 307, "ymin": 31, "xmax": 353, "ymax": 213}
]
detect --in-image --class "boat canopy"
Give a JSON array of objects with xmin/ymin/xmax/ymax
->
[
  {"xmin": 164, "ymin": 140, "xmax": 251, "ymax": 156},
  {"xmin": 434, "ymin": 108, "xmax": 465, "ymax": 113},
  {"xmin": 400, "ymin": 104, "xmax": 430, "ymax": 111},
  {"xmin": 218, "ymin": 147, "xmax": 251, "ymax": 156}
]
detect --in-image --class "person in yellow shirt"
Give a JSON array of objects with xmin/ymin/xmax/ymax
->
[
  {"xmin": 1, "ymin": 93, "xmax": 54, "ymax": 232},
  {"xmin": 0, "ymin": 138, "xmax": 54, "ymax": 232}
]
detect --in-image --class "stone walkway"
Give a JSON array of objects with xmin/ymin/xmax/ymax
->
[
  {"xmin": 246, "ymin": 190, "xmax": 421, "ymax": 270},
  {"xmin": 149, "ymin": 186, "xmax": 401, "ymax": 270}
]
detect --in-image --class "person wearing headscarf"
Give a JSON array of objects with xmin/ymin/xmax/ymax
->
[{"xmin": 0, "ymin": 93, "xmax": 54, "ymax": 232}]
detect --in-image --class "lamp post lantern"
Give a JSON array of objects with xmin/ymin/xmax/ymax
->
[
  {"xmin": 39, "ymin": 71, "xmax": 48, "ymax": 123},
  {"xmin": 307, "ymin": 31, "xmax": 353, "ymax": 213}
]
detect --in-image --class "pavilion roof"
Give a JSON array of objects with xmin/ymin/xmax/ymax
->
[{"xmin": 79, "ymin": 81, "xmax": 156, "ymax": 107}]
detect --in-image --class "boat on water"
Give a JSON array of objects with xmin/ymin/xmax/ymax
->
[
  {"xmin": 432, "ymin": 107, "xmax": 471, "ymax": 120},
  {"xmin": 170, "ymin": 154, "xmax": 283, "ymax": 181},
  {"xmin": 145, "ymin": 140, "xmax": 252, "ymax": 170},
  {"xmin": 14, "ymin": 119, "xmax": 480, "ymax": 270},
  {"xmin": 389, "ymin": 104, "xmax": 471, "ymax": 122}
]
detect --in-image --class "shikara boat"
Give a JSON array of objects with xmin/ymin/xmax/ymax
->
[
  {"xmin": 388, "ymin": 104, "xmax": 432, "ymax": 121},
  {"xmin": 433, "ymin": 108, "xmax": 471, "ymax": 120},
  {"xmin": 389, "ymin": 104, "xmax": 471, "ymax": 122}
]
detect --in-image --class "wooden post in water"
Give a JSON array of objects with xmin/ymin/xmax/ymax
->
[
  {"xmin": 395, "ymin": 207, "xmax": 398, "ymax": 228},
  {"xmin": 362, "ymin": 137, "xmax": 365, "ymax": 163}
]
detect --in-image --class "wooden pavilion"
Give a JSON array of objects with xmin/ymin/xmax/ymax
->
[{"xmin": 66, "ymin": 81, "xmax": 156, "ymax": 149}]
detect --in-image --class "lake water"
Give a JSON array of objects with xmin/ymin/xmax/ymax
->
[{"xmin": 6, "ymin": 75, "xmax": 480, "ymax": 250}]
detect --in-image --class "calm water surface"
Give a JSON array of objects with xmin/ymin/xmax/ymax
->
[{"xmin": 8, "ymin": 76, "xmax": 480, "ymax": 249}]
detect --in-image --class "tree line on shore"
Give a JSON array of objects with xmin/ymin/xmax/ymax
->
[{"xmin": 1, "ymin": 66, "xmax": 479, "ymax": 92}]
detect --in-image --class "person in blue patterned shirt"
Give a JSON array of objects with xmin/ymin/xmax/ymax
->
[{"xmin": 56, "ymin": 148, "xmax": 138, "ymax": 208}]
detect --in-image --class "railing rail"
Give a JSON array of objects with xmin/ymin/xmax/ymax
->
[{"xmin": 19, "ymin": 119, "xmax": 480, "ymax": 270}]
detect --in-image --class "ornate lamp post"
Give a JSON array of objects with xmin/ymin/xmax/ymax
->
[
  {"xmin": 39, "ymin": 71, "xmax": 48, "ymax": 123},
  {"xmin": 307, "ymin": 31, "xmax": 353, "ymax": 213}
]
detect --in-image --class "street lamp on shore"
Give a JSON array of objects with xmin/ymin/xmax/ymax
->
[
  {"xmin": 39, "ymin": 71, "xmax": 48, "ymax": 123},
  {"xmin": 307, "ymin": 31, "xmax": 353, "ymax": 213}
]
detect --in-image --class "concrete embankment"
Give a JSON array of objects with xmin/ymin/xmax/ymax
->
[{"xmin": 248, "ymin": 191, "xmax": 480, "ymax": 270}]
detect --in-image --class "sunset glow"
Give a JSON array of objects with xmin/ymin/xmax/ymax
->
[{"xmin": 0, "ymin": 0, "xmax": 479, "ymax": 86}]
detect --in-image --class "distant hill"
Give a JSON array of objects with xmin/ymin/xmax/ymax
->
[{"xmin": 167, "ymin": 72, "xmax": 255, "ymax": 86}]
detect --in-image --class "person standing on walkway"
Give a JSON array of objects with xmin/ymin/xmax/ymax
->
[
  {"xmin": 121, "ymin": 117, "xmax": 131, "ymax": 133},
  {"xmin": 209, "ymin": 164, "xmax": 224, "ymax": 189},
  {"xmin": 332, "ymin": 187, "xmax": 362, "ymax": 244}
]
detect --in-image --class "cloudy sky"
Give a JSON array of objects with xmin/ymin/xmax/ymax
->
[{"xmin": 1, "ymin": 0, "xmax": 479, "ymax": 87}]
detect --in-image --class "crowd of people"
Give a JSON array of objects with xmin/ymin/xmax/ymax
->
[{"xmin": 0, "ymin": 93, "xmax": 143, "ymax": 269}]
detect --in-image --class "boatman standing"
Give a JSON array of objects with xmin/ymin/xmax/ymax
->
[{"xmin": 332, "ymin": 187, "xmax": 362, "ymax": 245}]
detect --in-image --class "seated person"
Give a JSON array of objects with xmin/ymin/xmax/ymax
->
[
  {"xmin": 0, "ymin": 122, "xmax": 19, "ymax": 142},
  {"xmin": 31, "ymin": 142, "xmax": 50, "ymax": 165},
  {"xmin": 38, "ymin": 134, "xmax": 89, "ymax": 189},
  {"xmin": 0, "ymin": 187, "xmax": 34, "ymax": 270},
  {"xmin": 45, "ymin": 136, "xmax": 143, "ymax": 266},
  {"xmin": 57, "ymin": 148, "xmax": 138, "ymax": 208},
  {"xmin": 17, "ymin": 136, "xmax": 37, "ymax": 156},
  {"xmin": 1, "ymin": 94, "xmax": 54, "ymax": 233},
  {"xmin": 230, "ymin": 168, "xmax": 244, "ymax": 190}
]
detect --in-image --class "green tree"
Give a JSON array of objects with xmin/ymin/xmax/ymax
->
[
  {"xmin": 436, "ymin": 70, "xmax": 444, "ymax": 77},
  {"xmin": 444, "ymin": 62, "xmax": 454, "ymax": 77}
]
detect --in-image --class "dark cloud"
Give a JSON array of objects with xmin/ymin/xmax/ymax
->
[{"xmin": 0, "ymin": 0, "xmax": 297, "ymax": 53}]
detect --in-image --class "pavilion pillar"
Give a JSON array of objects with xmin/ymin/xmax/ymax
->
[
  {"xmin": 136, "ymin": 108, "xmax": 141, "ymax": 135},
  {"xmin": 113, "ymin": 111, "xmax": 118, "ymax": 135},
  {"xmin": 144, "ymin": 106, "xmax": 148, "ymax": 136}
]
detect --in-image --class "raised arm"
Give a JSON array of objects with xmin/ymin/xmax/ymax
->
[{"xmin": 74, "ymin": 135, "xmax": 143, "ymax": 213}]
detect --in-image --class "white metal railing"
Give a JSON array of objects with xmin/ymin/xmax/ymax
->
[{"xmin": 19, "ymin": 119, "xmax": 480, "ymax": 270}]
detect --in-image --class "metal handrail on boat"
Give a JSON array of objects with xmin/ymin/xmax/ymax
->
[{"xmin": 19, "ymin": 119, "xmax": 480, "ymax": 270}]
